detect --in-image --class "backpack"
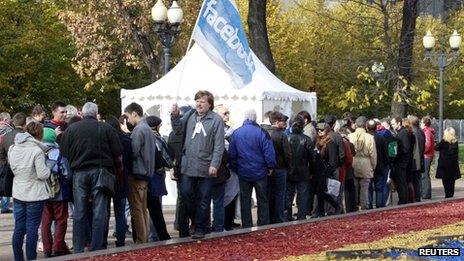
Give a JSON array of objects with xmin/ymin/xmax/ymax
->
[
  {"xmin": 387, "ymin": 140, "xmax": 398, "ymax": 158},
  {"xmin": 45, "ymin": 149, "xmax": 62, "ymax": 198},
  {"xmin": 155, "ymin": 135, "xmax": 174, "ymax": 170}
]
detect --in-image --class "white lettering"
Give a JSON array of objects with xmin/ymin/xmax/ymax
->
[
  {"xmin": 201, "ymin": 0, "xmax": 254, "ymax": 75},
  {"xmin": 213, "ymin": 17, "xmax": 227, "ymax": 33}
]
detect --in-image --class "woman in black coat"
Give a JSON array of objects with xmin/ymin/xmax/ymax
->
[{"xmin": 435, "ymin": 127, "xmax": 461, "ymax": 198}]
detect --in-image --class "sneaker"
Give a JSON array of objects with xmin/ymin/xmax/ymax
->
[
  {"xmin": 191, "ymin": 232, "xmax": 205, "ymax": 240},
  {"xmin": 37, "ymin": 242, "xmax": 44, "ymax": 252}
]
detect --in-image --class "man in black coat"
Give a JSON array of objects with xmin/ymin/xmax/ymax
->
[
  {"xmin": 267, "ymin": 111, "xmax": 292, "ymax": 224},
  {"xmin": 61, "ymin": 102, "xmax": 123, "ymax": 252},
  {"xmin": 408, "ymin": 115, "xmax": 425, "ymax": 202},
  {"xmin": 390, "ymin": 117, "xmax": 412, "ymax": 205},
  {"xmin": 367, "ymin": 120, "xmax": 389, "ymax": 208}
]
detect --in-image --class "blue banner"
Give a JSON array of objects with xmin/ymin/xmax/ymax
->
[{"xmin": 193, "ymin": 0, "xmax": 255, "ymax": 87}]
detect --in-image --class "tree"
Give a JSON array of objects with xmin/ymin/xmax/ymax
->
[
  {"xmin": 248, "ymin": 0, "xmax": 276, "ymax": 73},
  {"xmin": 57, "ymin": 0, "xmax": 202, "ymax": 89},
  {"xmin": 391, "ymin": 0, "xmax": 419, "ymax": 117},
  {"xmin": 0, "ymin": 0, "xmax": 87, "ymax": 113}
]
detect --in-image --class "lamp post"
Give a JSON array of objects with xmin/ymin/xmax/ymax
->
[
  {"xmin": 151, "ymin": 0, "xmax": 183, "ymax": 75},
  {"xmin": 423, "ymin": 30, "xmax": 461, "ymax": 139}
]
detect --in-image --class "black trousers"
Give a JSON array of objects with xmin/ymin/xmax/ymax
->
[
  {"xmin": 224, "ymin": 195, "xmax": 237, "ymax": 230},
  {"xmin": 442, "ymin": 179, "xmax": 456, "ymax": 198},
  {"xmin": 392, "ymin": 165, "xmax": 408, "ymax": 205},
  {"xmin": 344, "ymin": 178, "xmax": 357, "ymax": 213},
  {"xmin": 147, "ymin": 195, "xmax": 171, "ymax": 241}
]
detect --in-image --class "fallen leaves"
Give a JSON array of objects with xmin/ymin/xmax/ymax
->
[{"xmin": 85, "ymin": 199, "xmax": 464, "ymax": 261}]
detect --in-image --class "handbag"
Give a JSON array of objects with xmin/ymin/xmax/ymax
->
[
  {"xmin": 95, "ymin": 123, "xmax": 115, "ymax": 196},
  {"xmin": 326, "ymin": 177, "xmax": 341, "ymax": 198}
]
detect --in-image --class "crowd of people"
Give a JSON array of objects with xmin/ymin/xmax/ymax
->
[{"xmin": 0, "ymin": 90, "xmax": 461, "ymax": 260}]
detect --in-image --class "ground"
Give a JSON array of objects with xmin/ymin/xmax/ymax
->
[{"xmin": 0, "ymin": 179, "xmax": 462, "ymax": 260}]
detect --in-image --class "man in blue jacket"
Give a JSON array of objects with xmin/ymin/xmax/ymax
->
[{"xmin": 228, "ymin": 109, "xmax": 276, "ymax": 228}]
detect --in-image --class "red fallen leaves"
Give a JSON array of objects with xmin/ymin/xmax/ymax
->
[{"xmin": 88, "ymin": 199, "xmax": 464, "ymax": 261}]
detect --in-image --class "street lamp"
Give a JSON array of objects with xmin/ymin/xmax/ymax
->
[
  {"xmin": 423, "ymin": 30, "xmax": 461, "ymax": 140},
  {"xmin": 151, "ymin": 0, "xmax": 183, "ymax": 75}
]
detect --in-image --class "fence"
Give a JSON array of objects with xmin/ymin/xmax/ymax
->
[{"xmin": 431, "ymin": 119, "xmax": 464, "ymax": 142}]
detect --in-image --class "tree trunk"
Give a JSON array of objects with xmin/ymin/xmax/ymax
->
[
  {"xmin": 115, "ymin": 0, "xmax": 159, "ymax": 81},
  {"xmin": 248, "ymin": 0, "xmax": 275, "ymax": 73},
  {"xmin": 391, "ymin": 0, "xmax": 419, "ymax": 117}
]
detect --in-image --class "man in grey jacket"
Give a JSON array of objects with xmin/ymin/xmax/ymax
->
[
  {"xmin": 171, "ymin": 90, "xmax": 225, "ymax": 239},
  {"xmin": 124, "ymin": 102, "xmax": 156, "ymax": 243}
]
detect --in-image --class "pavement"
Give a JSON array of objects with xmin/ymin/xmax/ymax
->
[{"xmin": 0, "ymin": 179, "xmax": 463, "ymax": 261}]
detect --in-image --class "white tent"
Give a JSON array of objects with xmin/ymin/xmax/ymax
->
[
  {"xmin": 120, "ymin": 45, "xmax": 317, "ymax": 204},
  {"xmin": 121, "ymin": 44, "xmax": 316, "ymax": 134}
]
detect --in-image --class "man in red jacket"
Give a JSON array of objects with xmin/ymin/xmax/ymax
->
[{"xmin": 421, "ymin": 116, "xmax": 435, "ymax": 199}]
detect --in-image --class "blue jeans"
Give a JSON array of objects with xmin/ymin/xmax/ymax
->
[
  {"xmin": 286, "ymin": 181, "xmax": 310, "ymax": 221},
  {"xmin": 72, "ymin": 169, "xmax": 110, "ymax": 253},
  {"xmin": 1, "ymin": 197, "xmax": 11, "ymax": 211},
  {"xmin": 239, "ymin": 176, "xmax": 269, "ymax": 228},
  {"xmin": 12, "ymin": 199, "xmax": 44, "ymax": 261},
  {"xmin": 113, "ymin": 197, "xmax": 127, "ymax": 247},
  {"xmin": 180, "ymin": 175, "xmax": 214, "ymax": 234},
  {"xmin": 421, "ymin": 158, "xmax": 433, "ymax": 199},
  {"xmin": 212, "ymin": 183, "xmax": 225, "ymax": 232},
  {"xmin": 369, "ymin": 168, "xmax": 389, "ymax": 208},
  {"xmin": 268, "ymin": 169, "xmax": 286, "ymax": 224}
]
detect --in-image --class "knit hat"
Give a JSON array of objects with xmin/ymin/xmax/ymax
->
[
  {"xmin": 42, "ymin": 127, "xmax": 57, "ymax": 143},
  {"xmin": 146, "ymin": 116, "xmax": 162, "ymax": 128}
]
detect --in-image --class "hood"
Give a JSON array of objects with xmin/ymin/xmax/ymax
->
[
  {"xmin": 14, "ymin": 132, "xmax": 34, "ymax": 144},
  {"xmin": 14, "ymin": 132, "xmax": 48, "ymax": 151}
]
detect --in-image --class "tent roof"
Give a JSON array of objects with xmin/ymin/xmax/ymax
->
[{"xmin": 121, "ymin": 44, "xmax": 315, "ymax": 102}]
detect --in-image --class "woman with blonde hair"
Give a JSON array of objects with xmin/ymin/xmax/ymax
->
[{"xmin": 435, "ymin": 127, "xmax": 461, "ymax": 198}]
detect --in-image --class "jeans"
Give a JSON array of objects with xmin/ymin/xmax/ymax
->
[
  {"xmin": 368, "ymin": 168, "xmax": 389, "ymax": 208},
  {"xmin": 72, "ymin": 169, "xmax": 110, "ymax": 253},
  {"xmin": 180, "ymin": 175, "xmax": 214, "ymax": 234},
  {"xmin": 113, "ymin": 197, "xmax": 127, "ymax": 247},
  {"xmin": 41, "ymin": 201, "xmax": 68, "ymax": 254},
  {"xmin": 1, "ymin": 197, "xmax": 11, "ymax": 211},
  {"xmin": 285, "ymin": 181, "xmax": 309, "ymax": 221},
  {"xmin": 412, "ymin": 171, "xmax": 422, "ymax": 202},
  {"xmin": 176, "ymin": 178, "xmax": 195, "ymax": 237},
  {"xmin": 211, "ymin": 183, "xmax": 225, "ymax": 232},
  {"xmin": 421, "ymin": 158, "xmax": 433, "ymax": 199},
  {"xmin": 12, "ymin": 199, "xmax": 44, "ymax": 261},
  {"xmin": 239, "ymin": 176, "xmax": 269, "ymax": 228},
  {"xmin": 268, "ymin": 169, "xmax": 286, "ymax": 224}
]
